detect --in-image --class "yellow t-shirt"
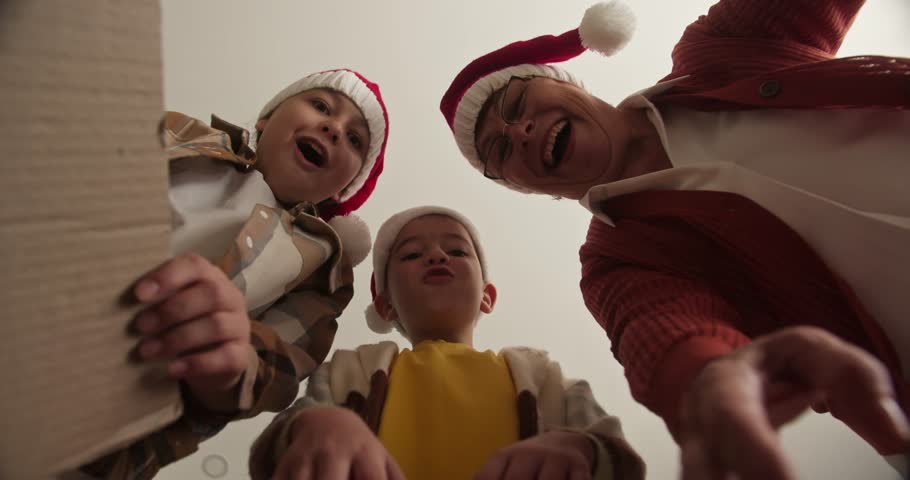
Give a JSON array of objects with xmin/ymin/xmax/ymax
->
[{"xmin": 377, "ymin": 340, "xmax": 519, "ymax": 480}]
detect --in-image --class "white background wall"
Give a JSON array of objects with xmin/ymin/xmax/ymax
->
[{"xmin": 158, "ymin": 1, "xmax": 910, "ymax": 478}]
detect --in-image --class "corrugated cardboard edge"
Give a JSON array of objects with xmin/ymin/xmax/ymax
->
[
  {"xmin": 0, "ymin": 1, "xmax": 183, "ymax": 478},
  {"xmin": 57, "ymin": 402, "xmax": 184, "ymax": 476}
]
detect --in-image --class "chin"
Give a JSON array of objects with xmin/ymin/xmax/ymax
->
[{"xmin": 418, "ymin": 304, "xmax": 475, "ymax": 324}]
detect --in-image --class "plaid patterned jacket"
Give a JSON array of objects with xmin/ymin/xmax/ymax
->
[
  {"xmin": 249, "ymin": 342, "xmax": 646, "ymax": 480},
  {"xmin": 80, "ymin": 112, "xmax": 355, "ymax": 479}
]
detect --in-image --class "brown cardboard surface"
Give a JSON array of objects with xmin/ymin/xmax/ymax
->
[{"xmin": 0, "ymin": 1, "xmax": 182, "ymax": 478}]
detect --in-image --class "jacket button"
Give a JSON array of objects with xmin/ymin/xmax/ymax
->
[{"xmin": 759, "ymin": 79, "xmax": 781, "ymax": 98}]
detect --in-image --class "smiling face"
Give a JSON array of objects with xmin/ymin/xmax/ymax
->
[
  {"xmin": 376, "ymin": 214, "xmax": 495, "ymax": 343},
  {"xmin": 473, "ymin": 77, "xmax": 628, "ymax": 199},
  {"xmin": 255, "ymin": 88, "xmax": 370, "ymax": 205}
]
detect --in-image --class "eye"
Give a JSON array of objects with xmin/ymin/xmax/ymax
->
[
  {"xmin": 311, "ymin": 99, "xmax": 330, "ymax": 114},
  {"xmin": 501, "ymin": 78, "xmax": 529, "ymax": 123},
  {"xmin": 503, "ymin": 90, "xmax": 527, "ymax": 122},
  {"xmin": 347, "ymin": 132, "xmax": 363, "ymax": 149},
  {"xmin": 401, "ymin": 252, "xmax": 420, "ymax": 261},
  {"xmin": 449, "ymin": 249, "xmax": 468, "ymax": 257}
]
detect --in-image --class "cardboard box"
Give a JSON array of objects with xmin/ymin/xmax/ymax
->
[{"xmin": 0, "ymin": 1, "xmax": 182, "ymax": 478}]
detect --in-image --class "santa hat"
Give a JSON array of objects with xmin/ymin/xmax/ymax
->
[
  {"xmin": 259, "ymin": 68, "xmax": 390, "ymax": 267},
  {"xmin": 364, "ymin": 206, "xmax": 488, "ymax": 335},
  {"xmin": 439, "ymin": 1, "xmax": 635, "ymax": 193}
]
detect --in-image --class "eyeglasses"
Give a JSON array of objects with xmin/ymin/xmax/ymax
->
[{"xmin": 482, "ymin": 76, "xmax": 530, "ymax": 180}]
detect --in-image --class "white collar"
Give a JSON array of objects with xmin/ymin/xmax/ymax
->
[{"xmin": 579, "ymin": 77, "xmax": 689, "ymax": 226}]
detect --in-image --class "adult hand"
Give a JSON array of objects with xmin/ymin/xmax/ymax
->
[
  {"xmin": 133, "ymin": 252, "xmax": 251, "ymax": 412},
  {"xmin": 475, "ymin": 430, "xmax": 596, "ymax": 480},
  {"xmin": 679, "ymin": 326, "xmax": 910, "ymax": 480},
  {"xmin": 275, "ymin": 406, "xmax": 405, "ymax": 480}
]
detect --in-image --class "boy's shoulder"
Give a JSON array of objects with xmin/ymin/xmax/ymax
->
[
  {"xmin": 499, "ymin": 346, "xmax": 560, "ymax": 378},
  {"xmin": 499, "ymin": 345, "xmax": 551, "ymax": 360},
  {"xmin": 327, "ymin": 341, "xmax": 400, "ymax": 369},
  {"xmin": 162, "ymin": 112, "xmax": 211, "ymax": 144},
  {"xmin": 162, "ymin": 111, "xmax": 255, "ymax": 166},
  {"xmin": 318, "ymin": 341, "xmax": 399, "ymax": 400}
]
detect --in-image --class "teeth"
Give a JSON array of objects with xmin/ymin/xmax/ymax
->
[{"xmin": 544, "ymin": 120, "xmax": 567, "ymax": 167}]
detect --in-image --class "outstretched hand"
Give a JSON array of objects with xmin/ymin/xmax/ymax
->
[
  {"xmin": 275, "ymin": 406, "xmax": 405, "ymax": 480},
  {"xmin": 679, "ymin": 326, "xmax": 910, "ymax": 480},
  {"xmin": 475, "ymin": 431, "xmax": 596, "ymax": 480}
]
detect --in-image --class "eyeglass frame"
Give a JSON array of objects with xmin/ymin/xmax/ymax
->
[{"xmin": 480, "ymin": 76, "xmax": 533, "ymax": 180}]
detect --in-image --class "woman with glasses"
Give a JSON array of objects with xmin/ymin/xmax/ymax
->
[{"xmin": 440, "ymin": 1, "xmax": 910, "ymax": 479}]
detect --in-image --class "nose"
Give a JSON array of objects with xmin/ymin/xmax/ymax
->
[
  {"xmin": 320, "ymin": 121, "xmax": 341, "ymax": 144},
  {"xmin": 425, "ymin": 248, "xmax": 449, "ymax": 265},
  {"xmin": 503, "ymin": 118, "xmax": 533, "ymax": 144}
]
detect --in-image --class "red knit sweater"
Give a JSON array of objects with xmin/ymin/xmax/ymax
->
[
  {"xmin": 578, "ymin": 0, "xmax": 909, "ymax": 443},
  {"xmin": 580, "ymin": 191, "xmax": 904, "ymax": 438}
]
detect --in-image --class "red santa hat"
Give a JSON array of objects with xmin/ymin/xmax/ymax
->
[
  {"xmin": 364, "ymin": 206, "xmax": 488, "ymax": 335},
  {"xmin": 259, "ymin": 68, "xmax": 390, "ymax": 267},
  {"xmin": 439, "ymin": 1, "xmax": 635, "ymax": 193}
]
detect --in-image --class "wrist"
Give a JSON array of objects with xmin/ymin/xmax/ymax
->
[
  {"xmin": 186, "ymin": 373, "xmax": 244, "ymax": 413},
  {"xmin": 290, "ymin": 406, "xmax": 352, "ymax": 441}
]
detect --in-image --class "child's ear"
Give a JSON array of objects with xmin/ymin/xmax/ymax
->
[
  {"xmin": 374, "ymin": 293, "xmax": 398, "ymax": 322},
  {"xmin": 255, "ymin": 118, "xmax": 268, "ymax": 133},
  {"xmin": 480, "ymin": 282, "xmax": 497, "ymax": 314}
]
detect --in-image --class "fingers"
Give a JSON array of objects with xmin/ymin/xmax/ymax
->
[
  {"xmin": 568, "ymin": 465, "xmax": 590, "ymax": 480},
  {"xmin": 758, "ymin": 327, "xmax": 910, "ymax": 453},
  {"xmin": 171, "ymin": 340, "xmax": 248, "ymax": 384},
  {"xmin": 133, "ymin": 253, "xmax": 221, "ymax": 303},
  {"xmin": 475, "ymin": 453, "xmax": 509, "ymax": 480},
  {"xmin": 277, "ymin": 407, "xmax": 391, "ymax": 480},
  {"xmin": 350, "ymin": 448, "xmax": 388, "ymax": 480},
  {"xmin": 711, "ymin": 397, "xmax": 795, "ymax": 480},
  {"xmin": 274, "ymin": 453, "xmax": 311, "ymax": 480},
  {"xmin": 501, "ymin": 455, "xmax": 541, "ymax": 480},
  {"xmin": 315, "ymin": 450, "xmax": 352, "ymax": 480},
  {"xmin": 133, "ymin": 255, "xmax": 244, "ymax": 334},
  {"xmin": 683, "ymin": 359, "xmax": 796, "ymax": 480},
  {"xmin": 139, "ymin": 312, "xmax": 247, "ymax": 361},
  {"xmin": 763, "ymin": 381, "xmax": 823, "ymax": 427},
  {"xmin": 385, "ymin": 457, "xmax": 406, "ymax": 480},
  {"xmin": 680, "ymin": 434, "xmax": 724, "ymax": 480},
  {"xmin": 683, "ymin": 325, "xmax": 910, "ymax": 480},
  {"xmin": 278, "ymin": 449, "xmax": 398, "ymax": 480},
  {"xmin": 536, "ymin": 458, "xmax": 570, "ymax": 480},
  {"xmin": 135, "ymin": 281, "xmax": 219, "ymax": 334}
]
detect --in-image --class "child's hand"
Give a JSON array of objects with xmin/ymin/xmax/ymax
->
[
  {"xmin": 133, "ymin": 252, "xmax": 251, "ymax": 412},
  {"xmin": 276, "ymin": 406, "xmax": 405, "ymax": 480},
  {"xmin": 475, "ymin": 431, "xmax": 595, "ymax": 480}
]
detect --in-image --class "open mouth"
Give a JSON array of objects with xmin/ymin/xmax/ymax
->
[
  {"xmin": 544, "ymin": 119, "xmax": 572, "ymax": 169},
  {"xmin": 296, "ymin": 138, "xmax": 326, "ymax": 168}
]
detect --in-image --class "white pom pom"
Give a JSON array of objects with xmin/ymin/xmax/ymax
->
[
  {"xmin": 579, "ymin": 1, "xmax": 636, "ymax": 57},
  {"xmin": 328, "ymin": 214, "xmax": 371, "ymax": 267},
  {"xmin": 365, "ymin": 304, "xmax": 394, "ymax": 333}
]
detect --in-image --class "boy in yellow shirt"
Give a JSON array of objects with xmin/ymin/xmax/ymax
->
[{"xmin": 250, "ymin": 206, "xmax": 645, "ymax": 480}]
